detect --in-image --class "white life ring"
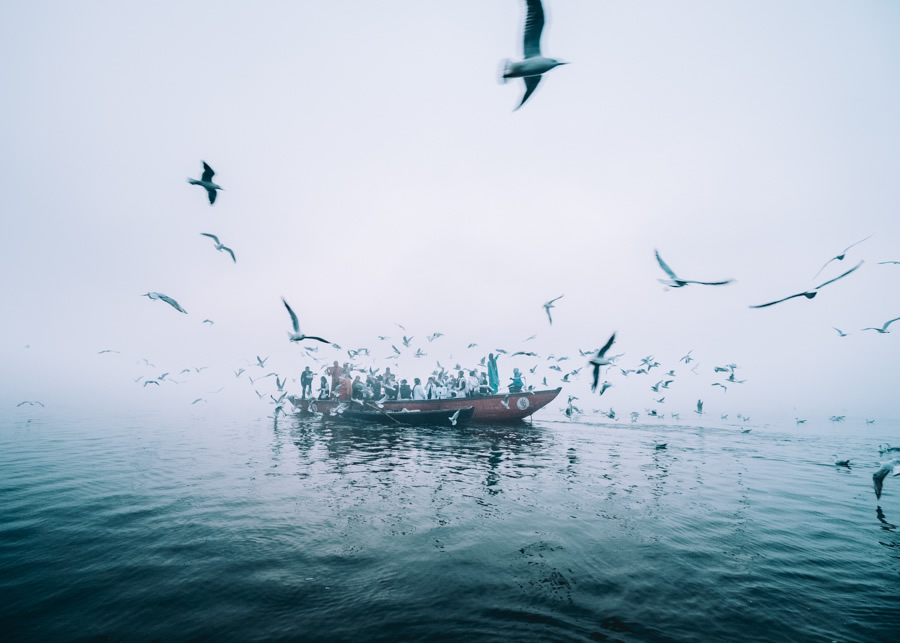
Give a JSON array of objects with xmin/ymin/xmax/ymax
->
[{"xmin": 516, "ymin": 397, "xmax": 530, "ymax": 411}]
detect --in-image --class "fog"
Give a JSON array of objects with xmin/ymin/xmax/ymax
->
[{"xmin": 2, "ymin": 1, "xmax": 899, "ymax": 420}]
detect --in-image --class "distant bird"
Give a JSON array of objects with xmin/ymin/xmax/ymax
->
[
  {"xmin": 655, "ymin": 250, "xmax": 733, "ymax": 288},
  {"xmin": 187, "ymin": 161, "xmax": 222, "ymax": 205},
  {"xmin": 200, "ymin": 233, "xmax": 236, "ymax": 262},
  {"xmin": 866, "ymin": 419, "xmax": 875, "ymax": 425},
  {"xmin": 832, "ymin": 455, "xmax": 851, "ymax": 467},
  {"xmin": 711, "ymin": 383, "xmax": 728, "ymax": 393},
  {"xmin": 655, "ymin": 442, "xmax": 667, "ymax": 450},
  {"xmin": 680, "ymin": 350, "xmax": 694, "ymax": 364},
  {"xmin": 203, "ymin": 319, "xmax": 214, "ymax": 325},
  {"xmin": 143, "ymin": 292, "xmax": 187, "ymax": 314},
  {"xmin": 879, "ymin": 444, "xmax": 900, "ymax": 456},
  {"xmin": 16, "ymin": 400, "xmax": 44, "ymax": 407},
  {"xmin": 97, "ymin": 349, "xmax": 120, "ymax": 354},
  {"xmin": 143, "ymin": 380, "xmax": 159, "ymax": 387},
  {"xmin": 402, "ymin": 335, "xmax": 414, "ymax": 347},
  {"xmin": 873, "ymin": 460, "xmax": 900, "ymax": 499},
  {"xmin": 589, "ymin": 332, "xmax": 617, "ymax": 393},
  {"xmin": 750, "ymin": 261, "xmax": 863, "ymax": 309},
  {"xmin": 832, "ymin": 327, "xmax": 848, "ymax": 337},
  {"xmin": 427, "ymin": 333, "xmax": 444, "ymax": 342},
  {"xmin": 597, "ymin": 381, "xmax": 612, "ymax": 396},
  {"xmin": 813, "ymin": 235, "xmax": 872, "ymax": 279},
  {"xmin": 543, "ymin": 295, "xmax": 564, "ymax": 325},
  {"xmin": 501, "ymin": 0, "xmax": 569, "ymax": 110},
  {"xmin": 878, "ymin": 261, "xmax": 900, "ymax": 265},
  {"xmin": 741, "ymin": 428, "xmax": 751, "ymax": 433},
  {"xmin": 720, "ymin": 414, "xmax": 728, "ymax": 420},
  {"xmin": 501, "ymin": 395, "xmax": 511, "ymax": 409},
  {"xmin": 256, "ymin": 356, "xmax": 269, "ymax": 368},
  {"xmin": 191, "ymin": 398, "xmax": 206, "ymax": 405},
  {"xmin": 795, "ymin": 418, "xmax": 806, "ymax": 425},
  {"xmin": 694, "ymin": 400, "xmax": 703, "ymax": 415},
  {"xmin": 449, "ymin": 409, "xmax": 461, "ymax": 426},
  {"xmin": 282, "ymin": 297, "xmax": 331, "ymax": 344},
  {"xmin": 862, "ymin": 317, "xmax": 900, "ymax": 334}
]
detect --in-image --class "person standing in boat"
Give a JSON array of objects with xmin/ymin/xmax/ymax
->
[
  {"xmin": 398, "ymin": 379, "xmax": 412, "ymax": 400},
  {"xmin": 466, "ymin": 370, "xmax": 480, "ymax": 397},
  {"xmin": 412, "ymin": 378, "xmax": 427, "ymax": 400},
  {"xmin": 300, "ymin": 366, "xmax": 314, "ymax": 399},
  {"xmin": 317, "ymin": 376, "xmax": 330, "ymax": 399},
  {"xmin": 454, "ymin": 370, "xmax": 468, "ymax": 398},
  {"xmin": 509, "ymin": 368, "xmax": 525, "ymax": 393},
  {"xmin": 384, "ymin": 369, "xmax": 398, "ymax": 400},
  {"xmin": 425, "ymin": 376, "xmax": 438, "ymax": 399},
  {"xmin": 337, "ymin": 374, "xmax": 352, "ymax": 400},
  {"xmin": 327, "ymin": 361, "xmax": 342, "ymax": 393},
  {"xmin": 487, "ymin": 353, "xmax": 499, "ymax": 394}
]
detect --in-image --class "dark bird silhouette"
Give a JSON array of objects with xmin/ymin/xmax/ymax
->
[
  {"xmin": 655, "ymin": 250, "xmax": 733, "ymax": 288},
  {"xmin": 282, "ymin": 297, "xmax": 331, "ymax": 344},
  {"xmin": 188, "ymin": 161, "xmax": 222, "ymax": 205},
  {"xmin": 862, "ymin": 317, "xmax": 900, "ymax": 334},
  {"xmin": 813, "ymin": 235, "xmax": 871, "ymax": 279},
  {"xmin": 589, "ymin": 332, "xmax": 617, "ymax": 393},
  {"xmin": 749, "ymin": 261, "xmax": 863, "ymax": 309}
]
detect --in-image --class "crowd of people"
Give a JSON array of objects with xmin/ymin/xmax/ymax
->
[{"xmin": 298, "ymin": 353, "xmax": 527, "ymax": 402}]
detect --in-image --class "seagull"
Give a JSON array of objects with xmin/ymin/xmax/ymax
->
[
  {"xmin": 878, "ymin": 261, "xmax": 900, "ymax": 265},
  {"xmin": 543, "ymin": 295, "xmax": 564, "ymax": 325},
  {"xmin": 235, "ymin": 368, "xmax": 245, "ymax": 378},
  {"xmin": 282, "ymin": 297, "xmax": 332, "ymax": 344},
  {"xmin": 256, "ymin": 356, "xmax": 269, "ymax": 368},
  {"xmin": 200, "ymin": 233, "xmax": 236, "ymax": 262},
  {"xmin": 589, "ymin": 332, "xmax": 617, "ymax": 393},
  {"xmin": 862, "ymin": 317, "xmax": 900, "ymax": 334},
  {"xmin": 879, "ymin": 444, "xmax": 900, "ymax": 456},
  {"xmin": 449, "ymin": 409, "xmax": 461, "ymax": 426},
  {"xmin": 16, "ymin": 400, "xmax": 45, "ymax": 407},
  {"xmin": 501, "ymin": 0, "xmax": 569, "ymax": 110},
  {"xmin": 143, "ymin": 292, "xmax": 187, "ymax": 314},
  {"xmin": 655, "ymin": 442, "xmax": 667, "ymax": 450},
  {"xmin": 741, "ymin": 428, "xmax": 751, "ymax": 433},
  {"xmin": 187, "ymin": 161, "xmax": 222, "ymax": 205},
  {"xmin": 750, "ymin": 261, "xmax": 863, "ymax": 308},
  {"xmin": 680, "ymin": 350, "xmax": 694, "ymax": 364},
  {"xmin": 191, "ymin": 398, "xmax": 206, "ymax": 405},
  {"xmin": 143, "ymin": 380, "xmax": 159, "ymax": 387},
  {"xmin": 711, "ymin": 383, "xmax": 728, "ymax": 393},
  {"xmin": 832, "ymin": 455, "xmax": 852, "ymax": 467},
  {"xmin": 500, "ymin": 395, "xmax": 511, "ymax": 409},
  {"xmin": 97, "ymin": 349, "xmax": 120, "ymax": 354},
  {"xmin": 694, "ymin": 400, "xmax": 703, "ymax": 415},
  {"xmin": 203, "ymin": 319, "xmax": 214, "ymax": 325},
  {"xmin": 427, "ymin": 333, "xmax": 444, "ymax": 342},
  {"xmin": 873, "ymin": 460, "xmax": 900, "ymax": 499},
  {"xmin": 402, "ymin": 335, "xmax": 414, "ymax": 347},
  {"xmin": 832, "ymin": 327, "xmax": 848, "ymax": 337},
  {"xmin": 795, "ymin": 418, "xmax": 806, "ymax": 424},
  {"xmin": 597, "ymin": 381, "xmax": 612, "ymax": 396},
  {"xmin": 813, "ymin": 235, "xmax": 872, "ymax": 279},
  {"xmin": 655, "ymin": 250, "xmax": 733, "ymax": 288}
]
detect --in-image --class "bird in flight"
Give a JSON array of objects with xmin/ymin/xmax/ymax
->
[
  {"xmin": 256, "ymin": 356, "xmax": 269, "ymax": 368},
  {"xmin": 203, "ymin": 319, "xmax": 214, "ymax": 325},
  {"xmin": 282, "ymin": 297, "xmax": 331, "ymax": 344},
  {"xmin": 589, "ymin": 332, "xmax": 617, "ymax": 393},
  {"xmin": 655, "ymin": 250, "xmax": 733, "ymax": 288},
  {"xmin": 97, "ymin": 349, "xmax": 120, "ymax": 354},
  {"xmin": 749, "ymin": 261, "xmax": 863, "ymax": 309},
  {"xmin": 813, "ymin": 235, "xmax": 871, "ymax": 279},
  {"xmin": 501, "ymin": 0, "xmax": 569, "ymax": 110},
  {"xmin": 143, "ymin": 292, "xmax": 187, "ymax": 313},
  {"xmin": 862, "ymin": 317, "xmax": 900, "ymax": 334},
  {"xmin": 543, "ymin": 295, "xmax": 563, "ymax": 325},
  {"xmin": 200, "ymin": 233, "xmax": 236, "ymax": 263},
  {"xmin": 694, "ymin": 400, "xmax": 703, "ymax": 415},
  {"xmin": 873, "ymin": 459, "xmax": 900, "ymax": 499},
  {"xmin": 449, "ymin": 409, "xmax": 462, "ymax": 426},
  {"xmin": 832, "ymin": 327, "xmax": 848, "ymax": 337},
  {"xmin": 16, "ymin": 401, "xmax": 44, "ymax": 407},
  {"xmin": 187, "ymin": 161, "xmax": 223, "ymax": 205}
]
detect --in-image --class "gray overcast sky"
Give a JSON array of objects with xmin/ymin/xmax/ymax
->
[{"xmin": 2, "ymin": 1, "xmax": 899, "ymax": 419}]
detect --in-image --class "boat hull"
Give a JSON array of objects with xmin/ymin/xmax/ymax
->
[
  {"xmin": 289, "ymin": 388, "xmax": 561, "ymax": 423},
  {"xmin": 341, "ymin": 406, "xmax": 475, "ymax": 427}
]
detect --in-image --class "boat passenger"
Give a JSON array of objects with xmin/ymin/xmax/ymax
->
[
  {"xmin": 384, "ymin": 371, "xmax": 398, "ymax": 400},
  {"xmin": 317, "ymin": 376, "xmax": 330, "ymax": 399},
  {"xmin": 398, "ymin": 379, "xmax": 412, "ymax": 400},
  {"xmin": 466, "ymin": 370, "xmax": 480, "ymax": 397},
  {"xmin": 454, "ymin": 370, "xmax": 468, "ymax": 398},
  {"xmin": 351, "ymin": 376, "xmax": 366, "ymax": 400},
  {"xmin": 337, "ymin": 375, "xmax": 352, "ymax": 400},
  {"xmin": 479, "ymin": 372, "xmax": 492, "ymax": 395},
  {"xmin": 509, "ymin": 368, "xmax": 525, "ymax": 393},
  {"xmin": 300, "ymin": 367, "xmax": 314, "ymax": 399},
  {"xmin": 412, "ymin": 377, "xmax": 426, "ymax": 400},
  {"xmin": 487, "ymin": 353, "xmax": 499, "ymax": 394},
  {"xmin": 327, "ymin": 361, "xmax": 342, "ymax": 392},
  {"xmin": 369, "ymin": 375, "xmax": 382, "ymax": 400},
  {"xmin": 425, "ymin": 376, "xmax": 438, "ymax": 399}
]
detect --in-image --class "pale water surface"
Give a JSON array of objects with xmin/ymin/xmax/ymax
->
[{"xmin": 2, "ymin": 409, "xmax": 899, "ymax": 641}]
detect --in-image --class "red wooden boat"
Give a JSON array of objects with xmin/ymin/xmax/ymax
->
[{"xmin": 289, "ymin": 388, "xmax": 561, "ymax": 423}]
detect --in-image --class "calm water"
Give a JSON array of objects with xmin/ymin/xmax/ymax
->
[{"xmin": 2, "ymin": 409, "xmax": 899, "ymax": 641}]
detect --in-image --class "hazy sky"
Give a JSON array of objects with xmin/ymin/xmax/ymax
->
[{"xmin": 2, "ymin": 1, "xmax": 899, "ymax": 419}]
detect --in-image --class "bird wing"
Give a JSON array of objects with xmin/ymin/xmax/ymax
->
[
  {"xmin": 303, "ymin": 336, "xmax": 332, "ymax": 344},
  {"xmin": 596, "ymin": 332, "xmax": 617, "ymax": 358},
  {"xmin": 683, "ymin": 279, "xmax": 734, "ymax": 286},
  {"xmin": 545, "ymin": 303, "xmax": 553, "ymax": 325},
  {"xmin": 815, "ymin": 260, "xmax": 863, "ymax": 290},
  {"xmin": 812, "ymin": 257, "xmax": 837, "ymax": 280},
  {"xmin": 515, "ymin": 75, "xmax": 542, "ymax": 111},
  {"xmin": 282, "ymin": 297, "xmax": 300, "ymax": 333},
  {"xmin": 158, "ymin": 294, "xmax": 187, "ymax": 313},
  {"xmin": 842, "ymin": 234, "xmax": 873, "ymax": 254},
  {"xmin": 200, "ymin": 233, "xmax": 219, "ymax": 244},
  {"xmin": 223, "ymin": 246, "xmax": 236, "ymax": 262},
  {"xmin": 201, "ymin": 162, "xmax": 215, "ymax": 182},
  {"xmin": 882, "ymin": 317, "xmax": 900, "ymax": 331},
  {"xmin": 208, "ymin": 188, "xmax": 217, "ymax": 205},
  {"xmin": 748, "ymin": 292, "xmax": 814, "ymax": 309},
  {"xmin": 522, "ymin": 0, "xmax": 545, "ymax": 58},
  {"xmin": 654, "ymin": 250, "xmax": 679, "ymax": 281}
]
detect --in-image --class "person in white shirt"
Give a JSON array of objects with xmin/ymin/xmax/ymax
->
[{"xmin": 412, "ymin": 377, "xmax": 427, "ymax": 400}]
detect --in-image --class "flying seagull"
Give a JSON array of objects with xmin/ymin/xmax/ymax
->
[
  {"xmin": 543, "ymin": 295, "xmax": 563, "ymax": 325},
  {"xmin": 187, "ymin": 161, "xmax": 223, "ymax": 205},
  {"xmin": 655, "ymin": 250, "xmax": 733, "ymax": 288},
  {"xmin": 832, "ymin": 327, "xmax": 848, "ymax": 337},
  {"xmin": 749, "ymin": 261, "xmax": 863, "ymax": 309},
  {"xmin": 203, "ymin": 319, "xmax": 214, "ymax": 325},
  {"xmin": 862, "ymin": 317, "xmax": 900, "ymax": 334},
  {"xmin": 282, "ymin": 297, "xmax": 332, "ymax": 344},
  {"xmin": 501, "ymin": 0, "xmax": 569, "ymax": 110},
  {"xmin": 813, "ymin": 235, "xmax": 871, "ymax": 279},
  {"xmin": 97, "ymin": 349, "xmax": 120, "ymax": 354},
  {"xmin": 694, "ymin": 400, "xmax": 703, "ymax": 415},
  {"xmin": 143, "ymin": 292, "xmax": 187, "ymax": 313},
  {"xmin": 873, "ymin": 459, "xmax": 900, "ymax": 499},
  {"xmin": 589, "ymin": 332, "xmax": 617, "ymax": 393},
  {"xmin": 200, "ymin": 233, "xmax": 236, "ymax": 262},
  {"xmin": 16, "ymin": 400, "xmax": 45, "ymax": 407},
  {"xmin": 449, "ymin": 409, "xmax": 462, "ymax": 426}
]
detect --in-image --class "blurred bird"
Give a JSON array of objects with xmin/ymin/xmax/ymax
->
[
  {"xmin": 501, "ymin": 0, "xmax": 569, "ymax": 110},
  {"xmin": 813, "ymin": 235, "xmax": 872, "ymax": 279},
  {"xmin": 200, "ymin": 233, "xmax": 236, "ymax": 262},
  {"xmin": 449, "ymin": 409, "xmax": 461, "ymax": 426},
  {"xmin": 750, "ymin": 261, "xmax": 863, "ymax": 309},
  {"xmin": 832, "ymin": 455, "xmax": 851, "ymax": 467},
  {"xmin": 873, "ymin": 460, "xmax": 900, "ymax": 499},
  {"xmin": 282, "ymin": 297, "xmax": 332, "ymax": 344},
  {"xmin": 187, "ymin": 161, "xmax": 222, "ymax": 205},
  {"xmin": 832, "ymin": 327, "xmax": 848, "ymax": 337},
  {"xmin": 655, "ymin": 250, "xmax": 733, "ymax": 288},
  {"xmin": 862, "ymin": 317, "xmax": 900, "ymax": 334},
  {"xmin": 589, "ymin": 332, "xmax": 617, "ymax": 393},
  {"xmin": 143, "ymin": 292, "xmax": 187, "ymax": 314},
  {"xmin": 543, "ymin": 295, "xmax": 564, "ymax": 325},
  {"xmin": 694, "ymin": 400, "xmax": 703, "ymax": 415}
]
